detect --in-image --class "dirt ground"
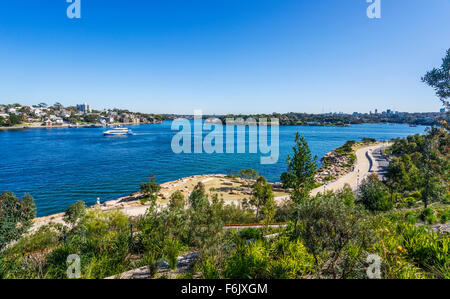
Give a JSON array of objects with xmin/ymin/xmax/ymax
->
[
  {"xmin": 31, "ymin": 174, "xmax": 289, "ymax": 230},
  {"xmin": 157, "ymin": 174, "xmax": 288, "ymax": 204}
]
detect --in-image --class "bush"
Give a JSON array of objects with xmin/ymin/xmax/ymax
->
[
  {"xmin": 168, "ymin": 191, "xmax": 185, "ymax": 210},
  {"xmin": 362, "ymin": 137, "xmax": 377, "ymax": 143},
  {"xmin": 199, "ymin": 253, "xmax": 221, "ymax": 279},
  {"xmin": 373, "ymin": 220, "xmax": 427, "ymax": 279},
  {"xmin": 443, "ymin": 192, "xmax": 450, "ymax": 204},
  {"xmin": 223, "ymin": 237, "xmax": 314, "ymax": 279},
  {"xmin": 268, "ymin": 237, "xmax": 314, "ymax": 279},
  {"xmin": 337, "ymin": 140, "xmax": 356, "ymax": 153},
  {"xmin": 274, "ymin": 201, "xmax": 294, "ymax": 222},
  {"xmin": 296, "ymin": 192, "xmax": 374, "ymax": 278},
  {"xmin": 420, "ymin": 208, "xmax": 434, "ymax": 221},
  {"xmin": 63, "ymin": 201, "xmax": 87, "ymax": 225},
  {"xmin": 0, "ymin": 224, "xmax": 63, "ymax": 279},
  {"xmin": 164, "ymin": 237, "xmax": 182, "ymax": 270},
  {"xmin": 238, "ymin": 228, "xmax": 262, "ymax": 241},
  {"xmin": 426, "ymin": 214, "xmax": 438, "ymax": 225},
  {"xmin": 81, "ymin": 209, "xmax": 129, "ymax": 237},
  {"xmin": 409, "ymin": 190, "xmax": 422, "ymax": 201},
  {"xmin": 358, "ymin": 174, "xmax": 392, "ymax": 212},
  {"xmin": 374, "ymin": 217, "xmax": 449, "ymax": 279},
  {"xmin": 400, "ymin": 224, "xmax": 449, "ymax": 277},
  {"xmin": 220, "ymin": 204, "xmax": 256, "ymax": 225},
  {"xmin": 405, "ymin": 212, "xmax": 417, "ymax": 225},
  {"xmin": 0, "ymin": 191, "xmax": 36, "ymax": 250},
  {"xmin": 223, "ymin": 240, "xmax": 270, "ymax": 279},
  {"xmin": 439, "ymin": 209, "xmax": 450, "ymax": 224},
  {"xmin": 140, "ymin": 174, "xmax": 161, "ymax": 204}
]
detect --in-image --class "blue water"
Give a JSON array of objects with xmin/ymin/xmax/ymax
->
[{"xmin": 1, "ymin": 122, "xmax": 426, "ymax": 217}]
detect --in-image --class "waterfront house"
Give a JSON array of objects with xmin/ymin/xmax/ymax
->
[
  {"xmin": 60, "ymin": 109, "xmax": 72, "ymax": 118},
  {"xmin": 102, "ymin": 116, "xmax": 115, "ymax": 124},
  {"xmin": 31, "ymin": 107, "xmax": 47, "ymax": 118},
  {"xmin": 50, "ymin": 116, "xmax": 64, "ymax": 125},
  {"xmin": 130, "ymin": 116, "xmax": 140, "ymax": 124},
  {"xmin": 119, "ymin": 113, "xmax": 130, "ymax": 123}
]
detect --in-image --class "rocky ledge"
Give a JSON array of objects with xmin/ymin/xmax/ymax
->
[{"xmin": 314, "ymin": 150, "xmax": 355, "ymax": 185}]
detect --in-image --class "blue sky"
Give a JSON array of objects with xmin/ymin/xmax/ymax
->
[{"xmin": 0, "ymin": 0, "xmax": 449, "ymax": 114}]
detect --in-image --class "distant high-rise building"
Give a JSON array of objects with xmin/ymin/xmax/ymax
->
[
  {"xmin": 76, "ymin": 103, "xmax": 91, "ymax": 114},
  {"xmin": 374, "ymin": 109, "xmax": 378, "ymax": 114}
]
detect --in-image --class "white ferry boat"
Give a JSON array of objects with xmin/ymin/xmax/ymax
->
[{"xmin": 103, "ymin": 127, "xmax": 133, "ymax": 136}]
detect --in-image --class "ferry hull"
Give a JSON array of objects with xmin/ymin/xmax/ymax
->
[{"xmin": 104, "ymin": 132, "xmax": 133, "ymax": 136}]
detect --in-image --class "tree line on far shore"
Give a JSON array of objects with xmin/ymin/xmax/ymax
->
[{"xmin": 0, "ymin": 49, "xmax": 448, "ymax": 279}]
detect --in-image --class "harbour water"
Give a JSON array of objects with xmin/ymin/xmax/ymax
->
[{"xmin": 1, "ymin": 122, "xmax": 426, "ymax": 217}]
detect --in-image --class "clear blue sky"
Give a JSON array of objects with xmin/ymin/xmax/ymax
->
[{"xmin": 0, "ymin": 0, "xmax": 449, "ymax": 114}]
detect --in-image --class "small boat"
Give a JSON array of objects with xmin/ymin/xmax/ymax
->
[{"xmin": 103, "ymin": 127, "xmax": 133, "ymax": 136}]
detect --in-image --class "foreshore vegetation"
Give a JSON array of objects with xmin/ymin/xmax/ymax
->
[
  {"xmin": 0, "ymin": 49, "xmax": 448, "ymax": 279},
  {"xmin": 1, "ymin": 123, "xmax": 448, "ymax": 278}
]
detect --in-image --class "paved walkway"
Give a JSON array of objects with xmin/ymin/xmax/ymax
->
[{"xmin": 310, "ymin": 142, "xmax": 391, "ymax": 196}]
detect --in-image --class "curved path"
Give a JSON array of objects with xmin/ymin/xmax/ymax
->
[
  {"xmin": 273, "ymin": 142, "xmax": 391, "ymax": 203},
  {"xmin": 310, "ymin": 142, "xmax": 391, "ymax": 196}
]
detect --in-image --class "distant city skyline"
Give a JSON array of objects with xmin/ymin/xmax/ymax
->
[
  {"xmin": 3, "ymin": 102, "xmax": 444, "ymax": 116},
  {"xmin": 0, "ymin": 1, "xmax": 449, "ymax": 114}
]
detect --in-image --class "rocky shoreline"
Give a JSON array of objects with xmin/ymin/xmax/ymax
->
[
  {"xmin": 31, "ymin": 174, "xmax": 241, "ymax": 230},
  {"xmin": 31, "ymin": 142, "xmax": 383, "ymax": 230},
  {"xmin": 314, "ymin": 141, "xmax": 382, "ymax": 185},
  {"xmin": 315, "ymin": 151, "xmax": 355, "ymax": 184}
]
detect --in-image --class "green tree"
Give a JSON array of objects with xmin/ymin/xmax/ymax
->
[
  {"xmin": 83, "ymin": 114, "xmax": 99, "ymax": 123},
  {"xmin": 358, "ymin": 174, "xmax": 392, "ymax": 212},
  {"xmin": 250, "ymin": 176, "xmax": 275, "ymax": 223},
  {"xmin": 169, "ymin": 190, "xmax": 185, "ymax": 211},
  {"xmin": 53, "ymin": 102, "xmax": 63, "ymax": 109},
  {"xmin": 6, "ymin": 114, "xmax": 22, "ymax": 126},
  {"xmin": 238, "ymin": 169, "xmax": 259, "ymax": 188},
  {"xmin": 140, "ymin": 174, "xmax": 161, "ymax": 204},
  {"xmin": 297, "ymin": 192, "xmax": 373, "ymax": 278},
  {"xmin": 189, "ymin": 182, "xmax": 208, "ymax": 210},
  {"xmin": 63, "ymin": 200, "xmax": 87, "ymax": 225},
  {"xmin": 0, "ymin": 192, "xmax": 36, "ymax": 249},
  {"xmin": 261, "ymin": 195, "xmax": 276, "ymax": 230},
  {"xmin": 186, "ymin": 185, "xmax": 224, "ymax": 248},
  {"xmin": 422, "ymin": 48, "xmax": 450, "ymax": 109},
  {"xmin": 386, "ymin": 154, "xmax": 420, "ymax": 197},
  {"xmin": 281, "ymin": 133, "xmax": 317, "ymax": 234},
  {"xmin": 419, "ymin": 137, "xmax": 444, "ymax": 208},
  {"xmin": 335, "ymin": 184, "xmax": 356, "ymax": 206}
]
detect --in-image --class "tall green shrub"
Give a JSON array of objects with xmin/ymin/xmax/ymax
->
[{"xmin": 0, "ymin": 191, "xmax": 36, "ymax": 249}]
